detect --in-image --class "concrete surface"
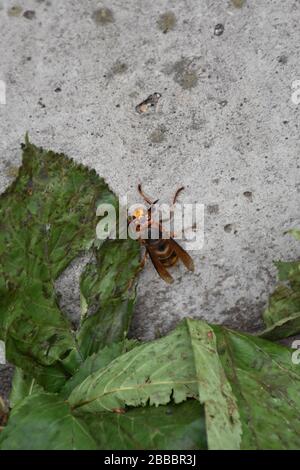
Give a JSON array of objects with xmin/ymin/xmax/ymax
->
[{"xmin": 0, "ymin": 0, "xmax": 299, "ymax": 373}]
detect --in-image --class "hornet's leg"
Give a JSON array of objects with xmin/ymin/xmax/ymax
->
[
  {"xmin": 160, "ymin": 186, "xmax": 185, "ymax": 225},
  {"xmin": 173, "ymin": 186, "xmax": 185, "ymax": 205},
  {"xmin": 127, "ymin": 242, "xmax": 148, "ymax": 289},
  {"xmin": 138, "ymin": 184, "xmax": 155, "ymax": 205},
  {"xmin": 140, "ymin": 246, "xmax": 148, "ymax": 268}
]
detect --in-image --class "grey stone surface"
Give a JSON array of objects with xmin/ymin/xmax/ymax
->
[{"xmin": 0, "ymin": 0, "xmax": 299, "ymax": 364}]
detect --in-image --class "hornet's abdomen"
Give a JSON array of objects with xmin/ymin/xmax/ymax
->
[{"xmin": 147, "ymin": 239, "xmax": 178, "ymax": 267}]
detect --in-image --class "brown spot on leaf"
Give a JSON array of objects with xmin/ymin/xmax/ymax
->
[{"xmin": 112, "ymin": 408, "xmax": 126, "ymax": 414}]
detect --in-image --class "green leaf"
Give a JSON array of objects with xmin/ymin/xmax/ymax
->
[
  {"xmin": 75, "ymin": 400, "xmax": 207, "ymax": 450},
  {"xmin": 0, "ymin": 139, "xmax": 140, "ymax": 391},
  {"xmin": 259, "ymin": 229, "xmax": 300, "ymax": 340},
  {"xmin": 186, "ymin": 320, "xmax": 242, "ymax": 450},
  {"xmin": 214, "ymin": 326, "xmax": 300, "ymax": 449},
  {"xmin": 260, "ymin": 257, "xmax": 300, "ymax": 340},
  {"xmin": 3, "ymin": 319, "xmax": 300, "ymax": 449},
  {"xmin": 61, "ymin": 340, "xmax": 139, "ymax": 398},
  {"xmin": 68, "ymin": 319, "xmax": 241, "ymax": 450},
  {"xmin": 287, "ymin": 228, "xmax": 300, "ymax": 241},
  {"xmin": 0, "ymin": 393, "xmax": 98, "ymax": 450},
  {"xmin": 0, "ymin": 392, "xmax": 206, "ymax": 450},
  {"xmin": 9, "ymin": 367, "xmax": 43, "ymax": 408},
  {"xmin": 275, "ymin": 261, "xmax": 300, "ymax": 282},
  {"xmin": 77, "ymin": 238, "xmax": 140, "ymax": 358}
]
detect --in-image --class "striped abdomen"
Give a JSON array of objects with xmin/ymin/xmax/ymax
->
[{"xmin": 146, "ymin": 238, "xmax": 178, "ymax": 267}]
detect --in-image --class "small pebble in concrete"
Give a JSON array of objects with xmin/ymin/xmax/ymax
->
[
  {"xmin": 136, "ymin": 92, "xmax": 161, "ymax": 114},
  {"xmin": 219, "ymin": 100, "xmax": 228, "ymax": 107},
  {"xmin": 92, "ymin": 8, "xmax": 114, "ymax": 25},
  {"xmin": 214, "ymin": 23, "xmax": 224, "ymax": 36},
  {"xmin": 157, "ymin": 11, "xmax": 176, "ymax": 33},
  {"xmin": 23, "ymin": 10, "xmax": 36, "ymax": 20}
]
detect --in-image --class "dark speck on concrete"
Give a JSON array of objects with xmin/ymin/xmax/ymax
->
[
  {"xmin": 214, "ymin": 24, "xmax": 224, "ymax": 36},
  {"xmin": 278, "ymin": 55, "xmax": 288, "ymax": 65},
  {"xmin": 243, "ymin": 191, "xmax": 253, "ymax": 200},
  {"xmin": 157, "ymin": 11, "xmax": 176, "ymax": 34},
  {"xmin": 38, "ymin": 98, "xmax": 46, "ymax": 108},
  {"xmin": 23, "ymin": 10, "xmax": 36, "ymax": 20},
  {"xmin": 224, "ymin": 223, "xmax": 233, "ymax": 233},
  {"xmin": 207, "ymin": 204, "xmax": 219, "ymax": 215},
  {"xmin": 92, "ymin": 8, "xmax": 114, "ymax": 25},
  {"xmin": 54, "ymin": 87, "xmax": 61, "ymax": 92},
  {"xmin": 219, "ymin": 100, "xmax": 228, "ymax": 107}
]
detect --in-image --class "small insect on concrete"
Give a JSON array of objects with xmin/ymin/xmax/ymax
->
[
  {"xmin": 129, "ymin": 185, "xmax": 194, "ymax": 284},
  {"xmin": 135, "ymin": 92, "xmax": 162, "ymax": 114}
]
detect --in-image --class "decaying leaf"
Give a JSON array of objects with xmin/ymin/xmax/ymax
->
[
  {"xmin": 260, "ymin": 230, "xmax": 300, "ymax": 340},
  {"xmin": 0, "ymin": 137, "xmax": 140, "ymax": 391},
  {"xmin": 68, "ymin": 319, "xmax": 242, "ymax": 450}
]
